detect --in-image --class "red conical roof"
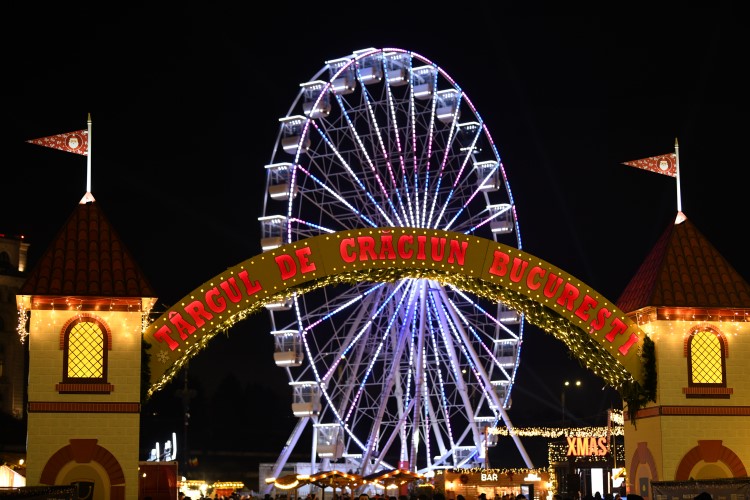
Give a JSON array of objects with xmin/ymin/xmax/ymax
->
[
  {"xmin": 19, "ymin": 199, "xmax": 155, "ymax": 298},
  {"xmin": 616, "ymin": 212, "xmax": 750, "ymax": 312}
]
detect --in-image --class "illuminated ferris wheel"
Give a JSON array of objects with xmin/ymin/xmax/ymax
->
[{"xmin": 259, "ymin": 48, "xmax": 528, "ymax": 481}]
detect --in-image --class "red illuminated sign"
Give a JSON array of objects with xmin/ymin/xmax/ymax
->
[{"xmin": 144, "ymin": 228, "xmax": 646, "ymax": 398}]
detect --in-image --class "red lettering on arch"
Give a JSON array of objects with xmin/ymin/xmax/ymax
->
[
  {"xmin": 556, "ymin": 282, "xmax": 580, "ymax": 311},
  {"xmin": 447, "ymin": 239, "xmax": 468, "ymax": 265},
  {"xmin": 618, "ymin": 332, "xmax": 640, "ymax": 355},
  {"xmin": 154, "ymin": 325, "xmax": 179, "ymax": 350},
  {"xmin": 591, "ymin": 307, "xmax": 611, "ymax": 331},
  {"xmin": 398, "ymin": 235, "xmax": 414, "ymax": 259},
  {"xmin": 379, "ymin": 235, "xmax": 396, "ymax": 259},
  {"xmin": 296, "ymin": 247, "xmax": 316, "ymax": 273},
  {"xmin": 430, "ymin": 237, "xmax": 446, "ymax": 261},
  {"xmin": 543, "ymin": 274, "xmax": 563, "ymax": 298},
  {"xmin": 509, "ymin": 257, "xmax": 529, "ymax": 283},
  {"xmin": 575, "ymin": 295, "xmax": 598, "ymax": 322},
  {"xmin": 489, "ymin": 250, "xmax": 510, "ymax": 277},
  {"xmin": 237, "ymin": 270, "xmax": 262, "ymax": 296},
  {"xmin": 358, "ymin": 236, "xmax": 377, "ymax": 260},
  {"xmin": 527, "ymin": 266, "xmax": 545, "ymax": 290},
  {"xmin": 220, "ymin": 277, "xmax": 243, "ymax": 303},
  {"xmin": 275, "ymin": 254, "xmax": 297, "ymax": 280},
  {"xmin": 340, "ymin": 238, "xmax": 356, "ymax": 263},
  {"xmin": 604, "ymin": 318, "xmax": 628, "ymax": 342},
  {"xmin": 205, "ymin": 288, "xmax": 226, "ymax": 313},
  {"xmin": 416, "ymin": 235, "xmax": 427, "ymax": 260},
  {"xmin": 184, "ymin": 301, "xmax": 213, "ymax": 327},
  {"xmin": 169, "ymin": 311, "xmax": 196, "ymax": 340}
]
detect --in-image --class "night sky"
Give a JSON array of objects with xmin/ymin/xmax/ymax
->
[{"xmin": 5, "ymin": 7, "xmax": 747, "ymax": 469}]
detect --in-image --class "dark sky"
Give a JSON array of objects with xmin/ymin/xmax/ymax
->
[{"xmin": 5, "ymin": 7, "xmax": 747, "ymax": 468}]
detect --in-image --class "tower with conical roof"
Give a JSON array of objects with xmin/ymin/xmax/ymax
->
[
  {"xmin": 18, "ymin": 117, "xmax": 157, "ymax": 499},
  {"xmin": 16, "ymin": 194, "xmax": 156, "ymax": 499},
  {"xmin": 617, "ymin": 211, "xmax": 750, "ymax": 497}
]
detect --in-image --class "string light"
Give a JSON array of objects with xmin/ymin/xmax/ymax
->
[
  {"xmin": 16, "ymin": 305, "xmax": 29, "ymax": 344},
  {"xmin": 489, "ymin": 419, "xmax": 624, "ymax": 438},
  {"xmin": 17, "ymin": 296, "xmax": 154, "ymax": 344}
]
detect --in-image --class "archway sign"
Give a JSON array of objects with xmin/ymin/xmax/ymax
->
[{"xmin": 143, "ymin": 227, "xmax": 646, "ymax": 399}]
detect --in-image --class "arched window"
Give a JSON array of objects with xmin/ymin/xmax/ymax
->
[
  {"xmin": 685, "ymin": 325, "xmax": 729, "ymax": 398},
  {"xmin": 62, "ymin": 317, "xmax": 108, "ymax": 383}
]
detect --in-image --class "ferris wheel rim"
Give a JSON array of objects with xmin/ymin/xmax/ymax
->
[{"xmin": 261, "ymin": 47, "xmax": 525, "ymax": 476}]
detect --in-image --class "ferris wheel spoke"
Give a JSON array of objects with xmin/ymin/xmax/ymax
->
[
  {"xmin": 360, "ymin": 297, "xmax": 421, "ymax": 473},
  {"xmin": 442, "ymin": 296, "xmax": 513, "ymax": 387},
  {"xmin": 370, "ymin": 281, "xmax": 422, "ymax": 417},
  {"xmin": 318, "ymin": 286, "xmax": 391, "ymax": 387},
  {"xmin": 298, "ymin": 282, "xmax": 387, "ymax": 331},
  {"xmin": 425, "ymin": 95, "xmax": 466, "ymax": 228},
  {"xmin": 427, "ymin": 284, "xmax": 484, "ymax": 447},
  {"xmin": 413, "ymin": 69, "xmax": 441, "ymax": 227},
  {"xmin": 361, "ymin": 75, "xmax": 413, "ymax": 226},
  {"xmin": 304, "ymin": 121, "xmax": 394, "ymax": 228},
  {"xmin": 328, "ymin": 93, "xmax": 403, "ymax": 227},
  {"xmin": 439, "ymin": 122, "xmax": 490, "ymax": 231},
  {"xmin": 441, "ymin": 293, "xmax": 516, "ymax": 386},
  {"xmin": 385, "ymin": 74, "xmax": 418, "ymax": 226},
  {"xmin": 436, "ymin": 286, "xmax": 509, "ymax": 419},
  {"xmin": 449, "ymin": 285, "xmax": 520, "ymax": 340},
  {"xmin": 291, "ymin": 162, "xmax": 381, "ymax": 230},
  {"xmin": 301, "ymin": 284, "xmax": 393, "ymax": 392},
  {"xmin": 424, "ymin": 303, "xmax": 456, "ymax": 457},
  {"xmin": 342, "ymin": 280, "xmax": 417, "ymax": 428}
]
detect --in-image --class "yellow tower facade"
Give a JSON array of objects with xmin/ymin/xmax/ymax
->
[
  {"xmin": 17, "ymin": 199, "xmax": 156, "ymax": 500},
  {"xmin": 617, "ymin": 213, "xmax": 750, "ymax": 499}
]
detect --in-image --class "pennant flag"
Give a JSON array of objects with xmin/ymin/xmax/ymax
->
[
  {"xmin": 27, "ymin": 130, "xmax": 88, "ymax": 156},
  {"xmin": 622, "ymin": 153, "xmax": 677, "ymax": 177}
]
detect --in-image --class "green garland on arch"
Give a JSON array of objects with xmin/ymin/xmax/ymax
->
[{"xmin": 144, "ymin": 266, "xmax": 659, "ymax": 413}]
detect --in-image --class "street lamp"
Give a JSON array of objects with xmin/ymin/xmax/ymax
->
[
  {"xmin": 561, "ymin": 380, "xmax": 581, "ymax": 426},
  {"xmin": 560, "ymin": 380, "xmax": 582, "ymax": 498}
]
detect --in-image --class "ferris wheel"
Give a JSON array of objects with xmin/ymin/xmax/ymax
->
[{"xmin": 259, "ymin": 48, "xmax": 528, "ymax": 480}]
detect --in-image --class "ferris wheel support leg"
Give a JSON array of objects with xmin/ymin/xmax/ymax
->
[
  {"xmin": 428, "ymin": 281, "xmax": 476, "ymax": 458},
  {"xmin": 409, "ymin": 282, "xmax": 429, "ymax": 469},
  {"xmin": 435, "ymin": 285, "xmax": 536, "ymax": 469},
  {"xmin": 262, "ymin": 416, "xmax": 311, "ymax": 495}
]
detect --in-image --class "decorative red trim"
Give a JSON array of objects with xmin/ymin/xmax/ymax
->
[
  {"xmin": 626, "ymin": 405, "xmax": 750, "ymax": 420},
  {"xmin": 56, "ymin": 383, "xmax": 114, "ymax": 394},
  {"xmin": 30, "ymin": 296, "xmax": 143, "ymax": 311},
  {"xmin": 40, "ymin": 440, "xmax": 126, "ymax": 497},
  {"xmin": 28, "ymin": 401, "xmax": 140, "ymax": 413},
  {"xmin": 59, "ymin": 314, "xmax": 113, "ymax": 350},
  {"xmin": 683, "ymin": 386, "xmax": 733, "ymax": 397},
  {"xmin": 674, "ymin": 441, "xmax": 748, "ymax": 480},
  {"xmin": 628, "ymin": 442, "xmax": 659, "ymax": 494},
  {"xmin": 656, "ymin": 307, "xmax": 750, "ymax": 322},
  {"xmin": 683, "ymin": 324, "xmax": 729, "ymax": 358}
]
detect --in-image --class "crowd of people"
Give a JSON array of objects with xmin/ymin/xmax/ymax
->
[{"xmin": 182, "ymin": 488, "xmax": 714, "ymax": 500}]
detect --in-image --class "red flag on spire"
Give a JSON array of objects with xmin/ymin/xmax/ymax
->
[
  {"xmin": 27, "ymin": 130, "xmax": 88, "ymax": 156},
  {"xmin": 622, "ymin": 152, "xmax": 677, "ymax": 177}
]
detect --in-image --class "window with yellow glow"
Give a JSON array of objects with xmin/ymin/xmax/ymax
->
[
  {"xmin": 63, "ymin": 318, "xmax": 108, "ymax": 382},
  {"xmin": 688, "ymin": 328, "xmax": 725, "ymax": 386}
]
